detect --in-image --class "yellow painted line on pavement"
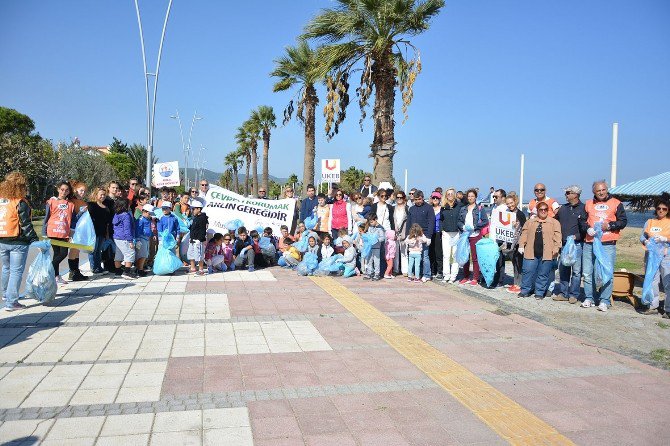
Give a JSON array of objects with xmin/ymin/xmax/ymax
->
[{"xmin": 310, "ymin": 276, "xmax": 574, "ymax": 446}]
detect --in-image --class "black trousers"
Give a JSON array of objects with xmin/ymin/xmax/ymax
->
[
  {"xmin": 50, "ymin": 238, "xmax": 68, "ymax": 276},
  {"xmin": 429, "ymin": 231, "xmax": 442, "ymax": 276}
]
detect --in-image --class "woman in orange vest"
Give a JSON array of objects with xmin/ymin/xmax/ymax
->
[
  {"xmin": 43, "ymin": 181, "xmax": 77, "ymax": 285},
  {"xmin": 66, "ymin": 181, "xmax": 89, "ymax": 282},
  {"xmin": 0, "ymin": 172, "xmax": 39, "ymax": 311},
  {"xmin": 639, "ymin": 194, "xmax": 670, "ymax": 317}
]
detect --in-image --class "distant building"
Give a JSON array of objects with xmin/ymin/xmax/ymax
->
[{"xmin": 80, "ymin": 145, "xmax": 110, "ymax": 156}]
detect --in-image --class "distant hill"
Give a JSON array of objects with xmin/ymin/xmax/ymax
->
[{"xmin": 179, "ymin": 168, "xmax": 288, "ymax": 186}]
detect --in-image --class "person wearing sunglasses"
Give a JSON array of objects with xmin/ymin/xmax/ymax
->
[
  {"xmin": 393, "ymin": 191, "xmax": 409, "ymax": 275},
  {"xmin": 198, "ymin": 181, "xmax": 209, "ymax": 199},
  {"xmin": 359, "ymin": 176, "xmax": 378, "ymax": 198},
  {"xmin": 638, "ymin": 193, "xmax": 670, "ymax": 317},
  {"xmin": 552, "ymin": 185, "xmax": 587, "ymax": 303},
  {"xmin": 581, "ymin": 180, "xmax": 627, "ymax": 312},
  {"xmin": 528, "ymin": 183, "xmax": 560, "ymax": 219},
  {"xmin": 329, "ymin": 189, "xmax": 352, "ymax": 240},
  {"xmin": 371, "ymin": 188, "xmax": 395, "ymax": 274}
]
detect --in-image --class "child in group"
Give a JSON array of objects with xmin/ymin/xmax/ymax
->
[
  {"xmin": 279, "ymin": 238, "xmax": 301, "ymax": 268},
  {"xmin": 187, "ymin": 201, "xmax": 208, "ymax": 275},
  {"xmin": 294, "ymin": 222, "xmax": 306, "ymax": 241},
  {"xmin": 360, "ymin": 197, "xmax": 373, "ymax": 219},
  {"xmin": 406, "ymin": 223, "xmax": 431, "ymax": 282},
  {"xmin": 112, "ymin": 198, "xmax": 137, "ymax": 279},
  {"xmin": 249, "ymin": 230, "xmax": 268, "ymax": 268},
  {"xmin": 384, "ymin": 229, "xmax": 397, "ymax": 279},
  {"xmin": 278, "ymin": 225, "xmax": 294, "ymax": 254},
  {"xmin": 363, "ymin": 213, "xmax": 386, "ymax": 281},
  {"xmin": 205, "ymin": 233, "xmax": 228, "ymax": 273},
  {"xmin": 314, "ymin": 193, "xmax": 331, "ymax": 239},
  {"xmin": 317, "ymin": 233, "xmax": 334, "ymax": 262},
  {"xmin": 221, "ymin": 233, "xmax": 235, "ymax": 270},
  {"xmin": 336, "ymin": 236, "xmax": 358, "ymax": 277},
  {"xmin": 352, "ymin": 221, "xmax": 367, "ymax": 272},
  {"xmin": 263, "ymin": 227, "xmax": 278, "ymax": 250},
  {"xmin": 233, "ymin": 226, "xmax": 255, "ymax": 272},
  {"xmin": 156, "ymin": 202, "xmax": 179, "ymax": 242},
  {"xmin": 333, "ymin": 228, "xmax": 348, "ymax": 255},
  {"xmin": 306, "ymin": 234, "xmax": 319, "ymax": 256},
  {"xmin": 134, "ymin": 203, "xmax": 154, "ymax": 277}
]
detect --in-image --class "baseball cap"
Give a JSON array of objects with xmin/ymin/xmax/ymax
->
[
  {"xmin": 564, "ymin": 185, "xmax": 582, "ymax": 195},
  {"xmin": 161, "ymin": 202, "xmax": 172, "ymax": 209},
  {"xmin": 142, "ymin": 204, "xmax": 155, "ymax": 213},
  {"xmin": 430, "ymin": 191, "xmax": 442, "ymax": 199},
  {"xmin": 190, "ymin": 200, "xmax": 203, "ymax": 208}
]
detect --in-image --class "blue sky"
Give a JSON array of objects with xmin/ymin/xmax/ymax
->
[{"xmin": 1, "ymin": 0, "xmax": 669, "ymax": 200}]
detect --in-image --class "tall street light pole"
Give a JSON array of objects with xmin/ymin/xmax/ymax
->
[
  {"xmin": 170, "ymin": 110, "xmax": 187, "ymax": 188},
  {"xmin": 186, "ymin": 112, "xmax": 203, "ymax": 189},
  {"xmin": 134, "ymin": 0, "xmax": 174, "ymax": 188},
  {"xmin": 196, "ymin": 146, "xmax": 206, "ymax": 186}
]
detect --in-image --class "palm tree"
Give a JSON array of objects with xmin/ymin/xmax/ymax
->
[
  {"xmin": 224, "ymin": 150, "xmax": 243, "ymax": 193},
  {"xmin": 271, "ymin": 40, "xmax": 323, "ymax": 195},
  {"xmin": 303, "ymin": 0, "xmax": 444, "ymax": 183},
  {"xmin": 251, "ymin": 106, "xmax": 276, "ymax": 193},
  {"xmin": 219, "ymin": 169, "xmax": 233, "ymax": 190},
  {"xmin": 242, "ymin": 118, "xmax": 261, "ymax": 195},
  {"xmin": 235, "ymin": 127, "xmax": 252, "ymax": 196}
]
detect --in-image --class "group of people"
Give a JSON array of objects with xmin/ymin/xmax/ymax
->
[{"xmin": 0, "ymin": 171, "xmax": 668, "ymax": 319}]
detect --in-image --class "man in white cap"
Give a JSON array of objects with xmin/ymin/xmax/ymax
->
[{"xmin": 552, "ymin": 185, "xmax": 587, "ymax": 303}]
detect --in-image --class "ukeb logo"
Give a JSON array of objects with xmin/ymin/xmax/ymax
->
[{"xmin": 594, "ymin": 204, "xmax": 609, "ymax": 211}]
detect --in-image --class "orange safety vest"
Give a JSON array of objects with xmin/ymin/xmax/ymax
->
[
  {"xmin": 46, "ymin": 198, "xmax": 75, "ymax": 238},
  {"xmin": 585, "ymin": 197, "xmax": 622, "ymax": 243},
  {"xmin": 0, "ymin": 198, "xmax": 28, "ymax": 237},
  {"xmin": 643, "ymin": 218, "xmax": 670, "ymax": 249},
  {"xmin": 529, "ymin": 197, "xmax": 558, "ymax": 218}
]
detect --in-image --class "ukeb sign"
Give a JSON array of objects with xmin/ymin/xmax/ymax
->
[
  {"xmin": 490, "ymin": 210, "xmax": 518, "ymax": 243},
  {"xmin": 152, "ymin": 161, "xmax": 180, "ymax": 187},
  {"xmin": 321, "ymin": 159, "xmax": 340, "ymax": 182}
]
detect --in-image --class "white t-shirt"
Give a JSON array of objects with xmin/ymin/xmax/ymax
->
[{"xmin": 377, "ymin": 203, "xmax": 391, "ymax": 231}]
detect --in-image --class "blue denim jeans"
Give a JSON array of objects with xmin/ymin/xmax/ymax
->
[
  {"xmin": 520, "ymin": 257, "xmax": 554, "ymax": 296},
  {"xmin": 582, "ymin": 242, "xmax": 616, "ymax": 306},
  {"xmin": 557, "ymin": 242, "xmax": 583, "ymax": 298},
  {"xmin": 0, "ymin": 243, "xmax": 29, "ymax": 307},
  {"xmin": 421, "ymin": 245, "xmax": 431, "ymax": 279},
  {"xmin": 408, "ymin": 252, "xmax": 422, "ymax": 279},
  {"xmin": 644, "ymin": 251, "xmax": 670, "ymax": 310},
  {"xmin": 88, "ymin": 236, "xmax": 107, "ymax": 271}
]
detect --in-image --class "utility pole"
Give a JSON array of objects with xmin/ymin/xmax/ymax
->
[
  {"xmin": 134, "ymin": 0, "xmax": 174, "ymax": 188},
  {"xmin": 611, "ymin": 122, "xmax": 619, "ymax": 187}
]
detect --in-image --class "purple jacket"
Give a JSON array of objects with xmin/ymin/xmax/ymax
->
[{"xmin": 112, "ymin": 212, "xmax": 134, "ymax": 241}]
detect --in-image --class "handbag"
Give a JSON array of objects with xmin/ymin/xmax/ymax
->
[{"xmin": 477, "ymin": 206, "xmax": 491, "ymax": 236}]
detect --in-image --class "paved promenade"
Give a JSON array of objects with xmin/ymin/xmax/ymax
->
[{"xmin": 0, "ymin": 267, "xmax": 668, "ymax": 445}]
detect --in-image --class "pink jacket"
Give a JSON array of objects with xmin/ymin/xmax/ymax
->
[{"xmin": 385, "ymin": 229, "xmax": 397, "ymax": 260}]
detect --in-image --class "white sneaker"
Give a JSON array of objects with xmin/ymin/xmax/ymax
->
[
  {"xmin": 421, "ymin": 277, "xmax": 429, "ymax": 283},
  {"xmin": 581, "ymin": 300, "xmax": 594, "ymax": 308},
  {"xmin": 448, "ymin": 277, "xmax": 457, "ymax": 284},
  {"xmin": 597, "ymin": 302, "xmax": 609, "ymax": 312},
  {"xmin": 55, "ymin": 276, "xmax": 68, "ymax": 286}
]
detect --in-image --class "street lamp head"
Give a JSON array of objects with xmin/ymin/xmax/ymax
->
[{"xmin": 170, "ymin": 115, "xmax": 178, "ymax": 119}]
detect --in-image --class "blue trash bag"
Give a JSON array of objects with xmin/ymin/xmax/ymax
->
[
  {"xmin": 255, "ymin": 225, "xmax": 265, "ymax": 235},
  {"xmin": 153, "ymin": 208, "xmax": 164, "ymax": 219},
  {"xmin": 24, "ymin": 241, "xmax": 57, "ymax": 304},
  {"xmin": 560, "ymin": 235, "xmax": 577, "ymax": 267},
  {"xmin": 641, "ymin": 238, "xmax": 666, "ymax": 306},
  {"xmin": 593, "ymin": 222, "xmax": 614, "ymax": 287},
  {"xmin": 333, "ymin": 237, "xmax": 343, "ymax": 247},
  {"xmin": 475, "ymin": 238, "xmax": 500, "ymax": 287},
  {"xmin": 176, "ymin": 215, "xmax": 191, "ymax": 234},
  {"xmin": 343, "ymin": 265, "xmax": 357, "ymax": 277},
  {"xmin": 71, "ymin": 211, "xmax": 96, "ymax": 248},
  {"xmin": 361, "ymin": 232, "xmax": 379, "ymax": 259},
  {"xmin": 153, "ymin": 230, "xmax": 183, "ymax": 275},
  {"xmin": 296, "ymin": 252, "xmax": 318, "ymax": 276},
  {"xmin": 316, "ymin": 254, "xmax": 345, "ymax": 275},
  {"xmin": 224, "ymin": 219, "xmax": 244, "ymax": 231},
  {"xmin": 303, "ymin": 213, "xmax": 318, "ymax": 230},
  {"xmin": 278, "ymin": 256, "xmax": 287, "ymax": 267},
  {"xmin": 259, "ymin": 237, "xmax": 277, "ymax": 257},
  {"xmin": 455, "ymin": 230, "xmax": 472, "ymax": 266}
]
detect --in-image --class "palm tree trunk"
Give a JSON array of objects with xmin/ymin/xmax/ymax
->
[
  {"xmin": 262, "ymin": 129, "xmax": 270, "ymax": 192},
  {"xmin": 251, "ymin": 143, "xmax": 259, "ymax": 195},
  {"xmin": 370, "ymin": 55, "xmax": 397, "ymax": 184},
  {"xmin": 302, "ymin": 84, "xmax": 318, "ymax": 195},
  {"xmin": 245, "ymin": 160, "xmax": 250, "ymax": 196},
  {"xmin": 233, "ymin": 167, "xmax": 240, "ymax": 194}
]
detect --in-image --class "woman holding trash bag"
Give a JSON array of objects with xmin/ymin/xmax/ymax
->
[
  {"xmin": 500, "ymin": 193, "xmax": 527, "ymax": 294},
  {"xmin": 66, "ymin": 181, "xmax": 89, "ymax": 282},
  {"xmin": 457, "ymin": 189, "xmax": 489, "ymax": 286},
  {"xmin": 87, "ymin": 187, "xmax": 113, "ymax": 274},
  {"xmin": 0, "ymin": 172, "xmax": 39, "ymax": 311},
  {"xmin": 517, "ymin": 202, "xmax": 562, "ymax": 298},
  {"xmin": 393, "ymin": 191, "xmax": 409, "ymax": 276},
  {"xmin": 638, "ymin": 194, "xmax": 670, "ymax": 317},
  {"xmin": 43, "ymin": 181, "xmax": 77, "ymax": 285}
]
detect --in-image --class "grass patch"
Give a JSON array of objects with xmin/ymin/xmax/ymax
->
[
  {"xmin": 650, "ymin": 348, "xmax": 670, "ymax": 367},
  {"xmin": 615, "ymin": 258, "xmax": 641, "ymax": 272},
  {"xmin": 657, "ymin": 321, "xmax": 670, "ymax": 329}
]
